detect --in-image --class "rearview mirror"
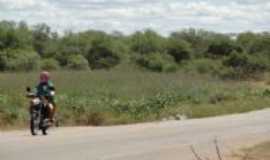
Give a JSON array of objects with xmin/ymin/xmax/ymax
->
[{"xmin": 26, "ymin": 87, "xmax": 31, "ymax": 92}]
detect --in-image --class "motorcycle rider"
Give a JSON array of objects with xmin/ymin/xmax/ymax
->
[{"xmin": 30, "ymin": 71, "xmax": 56, "ymax": 123}]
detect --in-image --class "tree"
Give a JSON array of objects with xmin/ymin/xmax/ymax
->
[
  {"xmin": 207, "ymin": 35, "xmax": 242, "ymax": 57},
  {"xmin": 135, "ymin": 52, "xmax": 177, "ymax": 72},
  {"xmin": 222, "ymin": 51, "xmax": 269, "ymax": 79},
  {"xmin": 166, "ymin": 38, "xmax": 191, "ymax": 63},
  {"xmin": 16, "ymin": 21, "xmax": 33, "ymax": 48},
  {"xmin": 250, "ymin": 33, "xmax": 270, "ymax": 54},
  {"xmin": 0, "ymin": 21, "xmax": 18, "ymax": 49},
  {"xmin": 87, "ymin": 35, "xmax": 121, "ymax": 69},
  {"xmin": 0, "ymin": 21, "xmax": 33, "ymax": 50},
  {"xmin": 130, "ymin": 29, "xmax": 166, "ymax": 55},
  {"xmin": 237, "ymin": 32, "xmax": 257, "ymax": 53},
  {"xmin": 67, "ymin": 55, "xmax": 90, "ymax": 70},
  {"xmin": 41, "ymin": 58, "xmax": 60, "ymax": 71},
  {"xmin": 32, "ymin": 23, "xmax": 51, "ymax": 56},
  {"xmin": 170, "ymin": 29, "xmax": 219, "ymax": 57},
  {"xmin": 0, "ymin": 49, "xmax": 40, "ymax": 71}
]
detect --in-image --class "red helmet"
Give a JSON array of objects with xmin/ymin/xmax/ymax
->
[{"xmin": 40, "ymin": 71, "xmax": 50, "ymax": 83}]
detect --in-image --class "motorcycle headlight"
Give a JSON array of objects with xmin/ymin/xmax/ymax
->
[{"xmin": 50, "ymin": 91, "xmax": 55, "ymax": 96}]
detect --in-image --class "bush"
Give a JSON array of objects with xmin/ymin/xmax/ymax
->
[
  {"xmin": 166, "ymin": 38, "xmax": 191, "ymax": 63},
  {"xmin": 162, "ymin": 63, "xmax": 178, "ymax": 73},
  {"xmin": 224, "ymin": 51, "xmax": 269, "ymax": 71},
  {"xmin": 130, "ymin": 30, "xmax": 166, "ymax": 55},
  {"xmin": 41, "ymin": 58, "xmax": 60, "ymax": 71},
  {"xmin": 183, "ymin": 58, "xmax": 224, "ymax": 74},
  {"xmin": 223, "ymin": 51, "xmax": 249, "ymax": 68},
  {"xmin": 241, "ymin": 33, "xmax": 270, "ymax": 54},
  {"xmin": 0, "ymin": 49, "xmax": 40, "ymax": 71},
  {"xmin": 170, "ymin": 29, "xmax": 216, "ymax": 57},
  {"xmin": 222, "ymin": 51, "xmax": 269, "ymax": 79},
  {"xmin": 217, "ymin": 66, "xmax": 246, "ymax": 80},
  {"xmin": 67, "ymin": 55, "xmax": 90, "ymax": 70},
  {"xmin": 87, "ymin": 36, "xmax": 121, "ymax": 69},
  {"xmin": 135, "ymin": 52, "xmax": 178, "ymax": 72},
  {"xmin": 207, "ymin": 37, "xmax": 242, "ymax": 57}
]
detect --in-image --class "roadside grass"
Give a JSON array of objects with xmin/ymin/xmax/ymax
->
[
  {"xmin": 246, "ymin": 142, "xmax": 270, "ymax": 159},
  {"xmin": 232, "ymin": 142, "xmax": 270, "ymax": 160},
  {"xmin": 0, "ymin": 67, "xmax": 270, "ymax": 129},
  {"xmin": 191, "ymin": 140, "xmax": 270, "ymax": 160}
]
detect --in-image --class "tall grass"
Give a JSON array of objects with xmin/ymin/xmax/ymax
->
[{"xmin": 0, "ymin": 67, "xmax": 269, "ymax": 128}]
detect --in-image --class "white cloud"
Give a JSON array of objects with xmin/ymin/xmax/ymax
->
[
  {"xmin": 0, "ymin": 0, "xmax": 269, "ymax": 34},
  {"xmin": 0, "ymin": 0, "xmax": 48, "ymax": 9}
]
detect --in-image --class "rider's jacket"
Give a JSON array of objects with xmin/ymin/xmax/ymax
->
[{"xmin": 35, "ymin": 80, "xmax": 55, "ymax": 102}]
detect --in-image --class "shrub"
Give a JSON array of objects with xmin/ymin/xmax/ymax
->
[
  {"xmin": 241, "ymin": 33, "xmax": 270, "ymax": 54},
  {"xmin": 0, "ymin": 49, "xmax": 40, "ymax": 71},
  {"xmin": 207, "ymin": 37, "xmax": 242, "ymax": 57},
  {"xmin": 130, "ymin": 29, "xmax": 166, "ymax": 55},
  {"xmin": 222, "ymin": 51, "xmax": 270, "ymax": 79},
  {"xmin": 247, "ymin": 54, "xmax": 270, "ymax": 71},
  {"xmin": 237, "ymin": 32, "xmax": 258, "ymax": 53},
  {"xmin": 217, "ymin": 67, "xmax": 246, "ymax": 80},
  {"xmin": 41, "ymin": 58, "xmax": 60, "ymax": 70},
  {"xmin": 67, "ymin": 55, "xmax": 90, "ymax": 70},
  {"xmin": 223, "ymin": 51, "xmax": 248, "ymax": 68},
  {"xmin": 135, "ymin": 52, "xmax": 178, "ymax": 72},
  {"xmin": 87, "ymin": 36, "xmax": 121, "ymax": 69},
  {"xmin": 224, "ymin": 51, "xmax": 269, "ymax": 71},
  {"xmin": 166, "ymin": 38, "xmax": 191, "ymax": 63},
  {"xmin": 183, "ymin": 58, "xmax": 224, "ymax": 74},
  {"xmin": 163, "ymin": 63, "xmax": 178, "ymax": 73},
  {"xmin": 170, "ymin": 29, "xmax": 216, "ymax": 57}
]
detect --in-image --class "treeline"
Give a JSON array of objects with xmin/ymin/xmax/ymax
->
[{"xmin": 0, "ymin": 20, "xmax": 270, "ymax": 79}]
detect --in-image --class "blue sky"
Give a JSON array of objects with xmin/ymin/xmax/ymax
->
[{"xmin": 0, "ymin": 0, "xmax": 269, "ymax": 34}]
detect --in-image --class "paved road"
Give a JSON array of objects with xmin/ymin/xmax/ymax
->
[{"xmin": 1, "ymin": 109, "xmax": 270, "ymax": 160}]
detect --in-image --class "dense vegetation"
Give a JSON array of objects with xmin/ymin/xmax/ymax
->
[
  {"xmin": 0, "ymin": 20, "xmax": 270, "ymax": 79},
  {"xmin": 1, "ymin": 20, "xmax": 270, "ymax": 129}
]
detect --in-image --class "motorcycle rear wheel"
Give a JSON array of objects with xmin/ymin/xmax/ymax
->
[
  {"xmin": 41, "ymin": 127, "xmax": 48, "ymax": 135},
  {"xmin": 41, "ymin": 119, "xmax": 50, "ymax": 135}
]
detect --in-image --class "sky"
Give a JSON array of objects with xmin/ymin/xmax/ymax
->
[{"xmin": 0, "ymin": 0, "xmax": 269, "ymax": 35}]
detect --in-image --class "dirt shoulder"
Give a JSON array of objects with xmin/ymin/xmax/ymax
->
[{"xmin": 229, "ymin": 142, "xmax": 270, "ymax": 160}]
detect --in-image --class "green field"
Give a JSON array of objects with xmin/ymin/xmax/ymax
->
[
  {"xmin": 1, "ymin": 21, "xmax": 270, "ymax": 129},
  {"xmin": 0, "ymin": 67, "xmax": 270, "ymax": 129}
]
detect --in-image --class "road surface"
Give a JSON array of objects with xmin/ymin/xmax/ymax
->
[{"xmin": 1, "ymin": 109, "xmax": 270, "ymax": 160}]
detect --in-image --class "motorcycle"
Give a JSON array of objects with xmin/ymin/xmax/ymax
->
[{"xmin": 26, "ymin": 87, "xmax": 52, "ymax": 136}]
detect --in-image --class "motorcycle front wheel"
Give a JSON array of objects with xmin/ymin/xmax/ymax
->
[{"xmin": 30, "ymin": 117, "xmax": 39, "ymax": 136}]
